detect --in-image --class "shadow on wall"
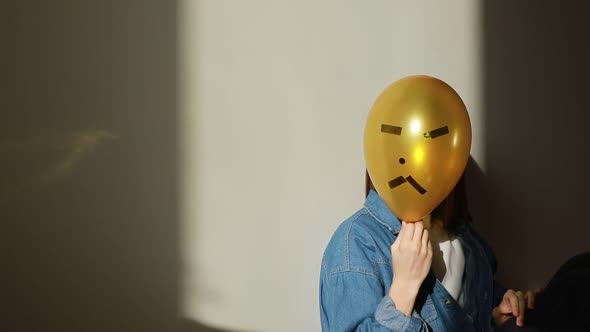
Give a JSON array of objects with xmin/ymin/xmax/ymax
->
[
  {"xmin": 2, "ymin": 1, "xmax": 233, "ymax": 331},
  {"xmin": 473, "ymin": 1, "xmax": 590, "ymax": 292}
]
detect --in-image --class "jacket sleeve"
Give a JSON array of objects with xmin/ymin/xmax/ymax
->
[
  {"xmin": 492, "ymin": 279, "xmax": 508, "ymax": 308},
  {"xmin": 320, "ymin": 270, "xmax": 429, "ymax": 332},
  {"xmin": 466, "ymin": 225, "xmax": 508, "ymax": 307},
  {"xmin": 482, "ymin": 236, "xmax": 507, "ymax": 307}
]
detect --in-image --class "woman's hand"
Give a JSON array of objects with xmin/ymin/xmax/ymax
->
[
  {"xmin": 388, "ymin": 221, "xmax": 433, "ymax": 316},
  {"xmin": 492, "ymin": 288, "xmax": 543, "ymax": 327}
]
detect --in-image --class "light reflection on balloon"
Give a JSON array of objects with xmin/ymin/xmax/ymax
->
[
  {"xmin": 410, "ymin": 119, "xmax": 421, "ymax": 134},
  {"xmin": 413, "ymin": 147, "xmax": 424, "ymax": 164}
]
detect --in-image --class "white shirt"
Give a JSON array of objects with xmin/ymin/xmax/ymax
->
[{"xmin": 428, "ymin": 221, "xmax": 466, "ymax": 307}]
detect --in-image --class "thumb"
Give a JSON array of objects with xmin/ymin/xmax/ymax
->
[{"xmin": 497, "ymin": 298, "xmax": 514, "ymax": 315}]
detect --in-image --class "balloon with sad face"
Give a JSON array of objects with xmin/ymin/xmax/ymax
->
[{"xmin": 364, "ymin": 76, "xmax": 472, "ymax": 222}]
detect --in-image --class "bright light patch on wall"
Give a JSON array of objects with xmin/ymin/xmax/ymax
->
[
  {"xmin": 0, "ymin": 130, "xmax": 118, "ymax": 198},
  {"xmin": 179, "ymin": 1, "xmax": 483, "ymax": 331}
]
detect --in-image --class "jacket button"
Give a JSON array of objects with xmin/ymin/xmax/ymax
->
[{"xmin": 445, "ymin": 299, "xmax": 451, "ymax": 305}]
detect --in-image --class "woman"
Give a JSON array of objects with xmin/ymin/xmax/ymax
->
[{"xmin": 319, "ymin": 171, "xmax": 539, "ymax": 331}]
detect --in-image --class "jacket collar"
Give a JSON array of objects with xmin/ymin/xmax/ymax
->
[{"xmin": 364, "ymin": 189, "xmax": 402, "ymax": 234}]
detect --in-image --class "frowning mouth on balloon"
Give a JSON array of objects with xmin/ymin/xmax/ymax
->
[
  {"xmin": 387, "ymin": 175, "xmax": 427, "ymax": 195},
  {"xmin": 380, "ymin": 123, "xmax": 450, "ymax": 195}
]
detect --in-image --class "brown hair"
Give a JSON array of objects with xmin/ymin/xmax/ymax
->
[{"xmin": 365, "ymin": 170, "xmax": 470, "ymax": 232}]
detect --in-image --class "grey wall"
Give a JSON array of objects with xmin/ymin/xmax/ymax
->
[
  {"xmin": 469, "ymin": 1, "xmax": 590, "ymax": 293},
  {"xmin": 3, "ymin": 1, "xmax": 223, "ymax": 331}
]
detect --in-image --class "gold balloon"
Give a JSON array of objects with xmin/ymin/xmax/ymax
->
[{"xmin": 364, "ymin": 76, "xmax": 472, "ymax": 221}]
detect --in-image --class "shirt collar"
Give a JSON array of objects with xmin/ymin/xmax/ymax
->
[{"xmin": 364, "ymin": 189, "xmax": 402, "ymax": 234}]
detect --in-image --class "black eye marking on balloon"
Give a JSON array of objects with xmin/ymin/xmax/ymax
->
[
  {"xmin": 386, "ymin": 176, "xmax": 427, "ymax": 195},
  {"xmin": 424, "ymin": 126, "xmax": 449, "ymax": 139},
  {"xmin": 381, "ymin": 124, "xmax": 402, "ymax": 135}
]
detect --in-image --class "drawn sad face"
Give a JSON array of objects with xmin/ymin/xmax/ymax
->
[
  {"xmin": 364, "ymin": 76, "xmax": 472, "ymax": 221},
  {"xmin": 380, "ymin": 123, "xmax": 450, "ymax": 195}
]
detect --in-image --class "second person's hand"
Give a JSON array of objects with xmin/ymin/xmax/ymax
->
[{"xmin": 493, "ymin": 288, "xmax": 543, "ymax": 327}]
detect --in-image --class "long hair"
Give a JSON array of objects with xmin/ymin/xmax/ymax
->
[{"xmin": 365, "ymin": 170, "xmax": 470, "ymax": 232}]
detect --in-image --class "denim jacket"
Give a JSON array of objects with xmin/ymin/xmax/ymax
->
[{"xmin": 320, "ymin": 190, "xmax": 507, "ymax": 331}]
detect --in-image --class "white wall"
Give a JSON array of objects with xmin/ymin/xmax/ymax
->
[{"xmin": 179, "ymin": 1, "xmax": 482, "ymax": 331}]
